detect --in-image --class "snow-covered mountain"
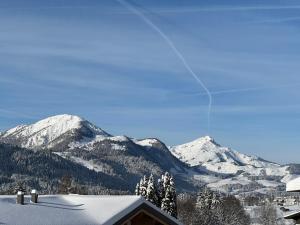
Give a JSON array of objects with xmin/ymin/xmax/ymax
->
[
  {"xmin": 170, "ymin": 136, "xmax": 292, "ymax": 194},
  {"xmin": 0, "ymin": 114, "xmax": 194, "ymax": 193},
  {"xmin": 0, "ymin": 114, "xmax": 110, "ymax": 150},
  {"xmin": 170, "ymin": 136, "xmax": 288, "ymax": 176},
  {"xmin": 0, "ymin": 114, "xmax": 298, "ymax": 195}
]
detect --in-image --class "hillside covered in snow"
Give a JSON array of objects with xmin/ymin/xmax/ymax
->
[
  {"xmin": 170, "ymin": 136, "xmax": 288, "ymax": 176},
  {"xmin": 0, "ymin": 115, "xmax": 110, "ymax": 150},
  {"xmin": 170, "ymin": 136, "xmax": 293, "ymax": 194},
  {"xmin": 0, "ymin": 114, "xmax": 298, "ymax": 195}
]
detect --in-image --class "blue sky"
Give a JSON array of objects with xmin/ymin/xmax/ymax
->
[{"xmin": 1, "ymin": 0, "xmax": 300, "ymax": 163}]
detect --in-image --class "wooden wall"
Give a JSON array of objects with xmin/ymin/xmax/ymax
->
[{"xmin": 123, "ymin": 211, "xmax": 166, "ymax": 225}]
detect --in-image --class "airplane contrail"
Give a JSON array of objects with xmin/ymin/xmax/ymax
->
[{"xmin": 116, "ymin": 0, "xmax": 213, "ymax": 131}]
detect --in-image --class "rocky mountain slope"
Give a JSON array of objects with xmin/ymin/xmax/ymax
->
[{"xmin": 0, "ymin": 114, "xmax": 298, "ymax": 195}]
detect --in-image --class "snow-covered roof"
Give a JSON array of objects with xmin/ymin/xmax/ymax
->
[
  {"xmin": 284, "ymin": 210, "xmax": 300, "ymax": 219},
  {"xmin": 286, "ymin": 177, "xmax": 300, "ymax": 192},
  {"xmin": 0, "ymin": 195, "xmax": 182, "ymax": 225}
]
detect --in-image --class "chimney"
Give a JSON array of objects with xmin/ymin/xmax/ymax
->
[
  {"xmin": 31, "ymin": 189, "xmax": 38, "ymax": 203},
  {"xmin": 16, "ymin": 191, "xmax": 24, "ymax": 205}
]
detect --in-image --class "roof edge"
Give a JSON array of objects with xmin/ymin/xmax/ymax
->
[
  {"xmin": 284, "ymin": 210, "xmax": 300, "ymax": 219},
  {"xmin": 105, "ymin": 196, "xmax": 183, "ymax": 225}
]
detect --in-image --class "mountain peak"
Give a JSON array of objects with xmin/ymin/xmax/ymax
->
[
  {"xmin": 170, "ymin": 135, "xmax": 280, "ymax": 175},
  {"xmin": 43, "ymin": 114, "xmax": 84, "ymax": 121},
  {"xmin": 0, "ymin": 114, "xmax": 110, "ymax": 149},
  {"xmin": 32, "ymin": 114, "xmax": 84, "ymax": 129},
  {"xmin": 177, "ymin": 135, "xmax": 218, "ymax": 149},
  {"xmin": 194, "ymin": 135, "xmax": 215, "ymax": 143}
]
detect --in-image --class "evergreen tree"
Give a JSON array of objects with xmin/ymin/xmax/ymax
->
[
  {"xmin": 177, "ymin": 192, "xmax": 250, "ymax": 225},
  {"xmin": 163, "ymin": 172, "xmax": 171, "ymax": 189},
  {"xmin": 211, "ymin": 191, "xmax": 221, "ymax": 209},
  {"xmin": 161, "ymin": 185, "xmax": 172, "ymax": 213},
  {"xmin": 157, "ymin": 177, "xmax": 164, "ymax": 207},
  {"xmin": 135, "ymin": 172, "xmax": 178, "ymax": 218},
  {"xmin": 196, "ymin": 187, "xmax": 215, "ymax": 210},
  {"xmin": 135, "ymin": 182, "xmax": 140, "ymax": 195},
  {"xmin": 146, "ymin": 174, "xmax": 158, "ymax": 206},
  {"xmin": 195, "ymin": 187, "xmax": 222, "ymax": 224},
  {"xmin": 169, "ymin": 176, "xmax": 177, "ymax": 218},
  {"xmin": 161, "ymin": 172, "xmax": 178, "ymax": 218},
  {"xmin": 139, "ymin": 175, "xmax": 148, "ymax": 198}
]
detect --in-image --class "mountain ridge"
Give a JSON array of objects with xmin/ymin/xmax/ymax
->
[
  {"xmin": 170, "ymin": 135, "xmax": 281, "ymax": 172},
  {"xmin": 0, "ymin": 114, "xmax": 297, "ymax": 195}
]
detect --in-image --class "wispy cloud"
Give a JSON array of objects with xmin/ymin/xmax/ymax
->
[
  {"xmin": 1, "ymin": 4, "xmax": 300, "ymax": 13},
  {"xmin": 151, "ymin": 5, "xmax": 300, "ymax": 13},
  {"xmin": 90, "ymin": 103, "xmax": 300, "ymax": 116},
  {"xmin": 248, "ymin": 16, "xmax": 300, "ymax": 24},
  {"xmin": 0, "ymin": 109, "xmax": 37, "ymax": 120},
  {"xmin": 186, "ymin": 83, "xmax": 300, "ymax": 96}
]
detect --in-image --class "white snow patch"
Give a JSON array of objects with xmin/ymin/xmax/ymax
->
[
  {"xmin": 207, "ymin": 176, "xmax": 252, "ymax": 189},
  {"xmin": 193, "ymin": 174, "xmax": 220, "ymax": 183},
  {"xmin": 68, "ymin": 135, "xmax": 128, "ymax": 151},
  {"xmin": 286, "ymin": 176, "xmax": 300, "ymax": 192},
  {"xmin": 55, "ymin": 152, "xmax": 104, "ymax": 173},
  {"xmin": 135, "ymin": 138, "xmax": 160, "ymax": 147}
]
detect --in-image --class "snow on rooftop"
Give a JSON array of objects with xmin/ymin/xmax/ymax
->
[
  {"xmin": 286, "ymin": 177, "xmax": 300, "ymax": 192},
  {"xmin": 0, "ymin": 195, "xmax": 181, "ymax": 225},
  {"xmin": 0, "ymin": 195, "xmax": 140, "ymax": 225}
]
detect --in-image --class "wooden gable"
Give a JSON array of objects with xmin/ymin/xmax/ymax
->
[{"xmin": 115, "ymin": 203, "xmax": 180, "ymax": 225}]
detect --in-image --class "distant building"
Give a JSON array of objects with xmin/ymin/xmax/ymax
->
[
  {"xmin": 274, "ymin": 196, "xmax": 298, "ymax": 206},
  {"xmin": 284, "ymin": 177, "xmax": 300, "ymax": 224},
  {"xmin": 0, "ymin": 194, "xmax": 182, "ymax": 225}
]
